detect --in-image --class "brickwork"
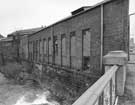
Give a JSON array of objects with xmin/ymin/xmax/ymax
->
[
  {"xmin": 28, "ymin": 0, "xmax": 129, "ymax": 72},
  {"xmin": 103, "ymin": 0, "xmax": 129, "ymax": 55},
  {"xmin": 0, "ymin": 39, "xmax": 18, "ymax": 64},
  {"xmin": 19, "ymin": 35, "xmax": 28, "ymax": 60}
]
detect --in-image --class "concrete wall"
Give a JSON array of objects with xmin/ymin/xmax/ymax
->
[{"xmin": 28, "ymin": 0, "xmax": 129, "ymax": 72}]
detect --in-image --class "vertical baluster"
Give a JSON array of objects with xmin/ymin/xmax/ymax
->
[
  {"xmin": 112, "ymin": 73, "xmax": 116, "ymax": 104},
  {"xmin": 94, "ymin": 99, "xmax": 99, "ymax": 105},
  {"xmin": 110, "ymin": 79, "xmax": 112, "ymax": 105},
  {"xmin": 103, "ymin": 81, "xmax": 110, "ymax": 105},
  {"xmin": 99, "ymin": 92, "xmax": 104, "ymax": 105}
]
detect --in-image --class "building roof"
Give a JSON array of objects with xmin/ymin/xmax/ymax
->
[
  {"xmin": 30, "ymin": 0, "xmax": 112, "ymax": 36},
  {"xmin": 8, "ymin": 27, "xmax": 44, "ymax": 37},
  {"xmin": 0, "ymin": 34, "xmax": 4, "ymax": 39},
  {"xmin": 0, "ymin": 37, "xmax": 13, "ymax": 42}
]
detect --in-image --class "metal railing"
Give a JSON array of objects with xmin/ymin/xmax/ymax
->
[{"xmin": 73, "ymin": 65, "xmax": 119, "ymax": 105}]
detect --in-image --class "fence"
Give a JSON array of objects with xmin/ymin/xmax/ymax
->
[{"xmin": 73, "ymin": 51, "xmax": 128, "ymax": 105}]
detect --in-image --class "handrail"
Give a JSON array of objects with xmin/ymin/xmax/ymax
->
[
  {"xmin": 72, "ymin": 65, "xmax": 119, "ymax": 105},
  {"xmin": 114, "ymin": 96, "xmax": 119, "ymax": 105}
]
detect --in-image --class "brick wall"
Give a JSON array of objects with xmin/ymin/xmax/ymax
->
[
  {"xmin": 19, "ymin": 35, "xmax": 28, "ymax": 60},
  {"xmin": 103, "ymin": 0, "xmax": 129, "ymax": 55},
  {"xmin": 0, "ymin": 40, "xmax": 18, "ymax": 63},
  {"xmin": 28, "ymin": 0, "xmax": 129, "ymax": 72}
]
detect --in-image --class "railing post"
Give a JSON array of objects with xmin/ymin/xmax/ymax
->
[{"xmin": 103, "ymin": 51, "xmax": 128, "ymax": 96}]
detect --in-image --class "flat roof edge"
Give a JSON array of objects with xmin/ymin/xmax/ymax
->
[{"xmin": 29, "ymin": 0, "xmax": 112, "ymax": 37}]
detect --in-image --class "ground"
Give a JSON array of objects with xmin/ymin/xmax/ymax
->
[{"xmin": 0, "ymin": 73, "xmax": 59, "ymax": 105}]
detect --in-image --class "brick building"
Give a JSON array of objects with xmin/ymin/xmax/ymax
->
[
  {"xmin": 28, "ymin": 0, "xmax": 129, "ymax": 73},
  {"xmin": 0, "ymin": 37, "xmax": 18, "ymax": 63},
  {"xmin": 7, "ymin": 27, "xmax": 44, "ymax": 60}
]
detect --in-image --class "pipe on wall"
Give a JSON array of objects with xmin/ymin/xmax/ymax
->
[{"xmin": 100, "ymin": 5, "xmax": 104, "ymax": 72}]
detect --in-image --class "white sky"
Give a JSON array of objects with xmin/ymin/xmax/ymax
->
[{"xmin": 0, "ymin": 0, "xmax": 135, "ymax": 37}]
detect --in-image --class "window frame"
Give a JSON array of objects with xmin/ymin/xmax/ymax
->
[
  {"xmin": 82, "ymin": 28, "xmax": 91, "ymax": 70},
  {"xmin": 70, "ymin": 31, "xmax": 76, "ymax": 68}
]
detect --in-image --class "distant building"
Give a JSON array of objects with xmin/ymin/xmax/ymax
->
[
  {"xmin": 0, "ymin": 37, "xmax": 17, "ymax": 62},
  {"xmin": 7, "ymin": 27, "xmax": 44, "ymax": 60},
  {"xmin": 0, "ymin": 37, "xmax": 13, "ymax": 47},
  {"xmin": 28, "ymin": 0, "xmax": 129, "ymax": 72},
  {"xmin": 0, "ymin": 27, "xmax": 44, "ymax": 62}
]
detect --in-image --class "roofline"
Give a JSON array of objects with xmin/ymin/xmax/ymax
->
[
  {"xmin": 7, "ymin": 27, "xmax": 44, "ymax": 36},
  {"xmin": 29, "ymin": 0, "xmax": 112, "ymax": 37}
]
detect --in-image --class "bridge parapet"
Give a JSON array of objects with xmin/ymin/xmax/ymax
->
[{"xmin": 72, "ymin": 50, "xmax": 128, "ymax": 105}]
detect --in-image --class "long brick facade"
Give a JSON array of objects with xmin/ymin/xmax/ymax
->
[{"xmin": 28, "ymin": 0, "xmax": 129, "ymax": 73}]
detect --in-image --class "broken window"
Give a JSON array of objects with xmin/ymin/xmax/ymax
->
[
  {"xmin": 61, "ymin": 34, "xmax": 66, "ymax": 65},
  {"xmin": 36, "ymin": 40, "xmax": 38, "ymax": 62},
  {"xmin": 70, "ymin": 32, "xmax": 76, "ymax": 68},
  {"xmin": 39, "ymin": 40, "xmax": 42, "ymax": 62},
  {"xmin": 29, "ymin": 41, "xmax": 33, "ymax": 61},
  {"xmin": 48, "ymin": 38, "xmax": 52, "ymax": 55},
  {"xmin": 33, "ymin": 41, "xmax": 35, "ymax": 61},
  {"xmin": 54, "ymin": 36, "xmax": 58, "ymax": 56},
  {"xmin": 82, "ymin": 29, "xmax": 91, "ymax": 70},
  {"xmin": 40, "ymin": 40, "xmax": 42, "ymax": 55},
  {"xmin": 43, "ymin": 39, "xmax": 47, "ymax": 55},
  {"xmin": 31, "ymin": 42, "xmax": 33, "ymax": 61},
  {"xmin": 28, "ymin": 42, "xmax": 31, "ymax": 60},
  {"xmin": 71, "ymin": 32, "xmax": 76, "ymax": 57}
]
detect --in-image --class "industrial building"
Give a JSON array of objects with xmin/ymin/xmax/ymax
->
[{"xmin": 27, "ymin": 0, "xmax": 129, "ymax": 73}]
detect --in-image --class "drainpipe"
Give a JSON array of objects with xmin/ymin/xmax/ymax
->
[{"xmin": 100, "ymin": 4, "xmax": 104, "ymax": 72}]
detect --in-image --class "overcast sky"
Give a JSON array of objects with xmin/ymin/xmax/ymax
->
[{"xmin": 0, "ymin": 0, "xmax": 135, "ymax": 37}]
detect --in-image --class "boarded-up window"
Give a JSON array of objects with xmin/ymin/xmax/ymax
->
[
  {"xmin": 54, "ymin": 36, "xmax": 58, "ymax": 56},
  {"xmin": 82, "ymin": 29, "xmax": 91, "ymax": 70},
  {"xmin": 70, "ymin": 32, "xmax": 76, "ymax": 68},
  {"xmin": 40, "ymin": 40, "xmax": 42, "ymax": 55},
  {"xmin": 33, "ymin": 41, "xmax": 35, "ymax": 60},
  {"xmin": 39, "ymin": 40, "xmax": 42, "ymax": 62},
  {"xmin": 31, "ymin": 42, "xmax": 33, "ymax": 61},
  {"xmin": 43, "ymin": 39, "xmax": 47, "ymax": 55},
  {"xmin": 70, "ymin": 32, "xmax": 76, "ymax": 57},
  {"xmin": 61, "ymin": 35, "xmax": 66, "ymax": 56},
  {"xmin": 38, "ymin": 40, "xmax": 40, "ymax": 61},
  {"xmin": 36, "ymin": 40, "xmax": 38, "ymax": 61},
  {"xmin": 28, "ymin": 42, "xmax": 30, "ymax": 60},
  {"xmin": 48, "ymin": 38, "xmax": 52, "ymax": 55},
  {"xmin": 61, "ymin": 34, "xmax": 66, "ymax": 66}
]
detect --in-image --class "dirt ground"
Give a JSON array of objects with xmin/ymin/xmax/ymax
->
[{"xmin": 0, "ymin": 73, "xmax": 59, "ymax": 105}]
